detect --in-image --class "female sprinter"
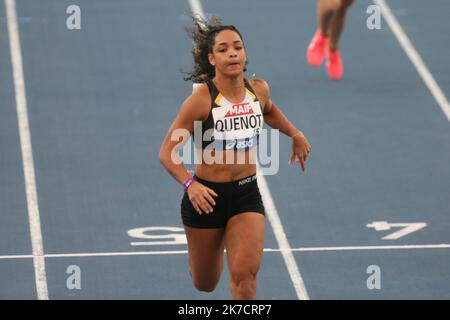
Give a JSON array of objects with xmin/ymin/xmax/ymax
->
[{"xmin": 159, "ymin": 16, "xmax": 311, "ymax": 299}]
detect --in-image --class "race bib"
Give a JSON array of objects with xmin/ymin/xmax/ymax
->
[{"xmin": 212, "ymin": 101, "xmax": 263, "ymax": 141}]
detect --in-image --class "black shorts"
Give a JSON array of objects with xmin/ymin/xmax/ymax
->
[{"xmin": 181, "ymin": 174, "xmax": 266, "ymax": 229}]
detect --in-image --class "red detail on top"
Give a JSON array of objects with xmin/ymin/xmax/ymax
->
[{"xmin": 224, "ymin": 103, "xmax": 254, "ymax": 117}]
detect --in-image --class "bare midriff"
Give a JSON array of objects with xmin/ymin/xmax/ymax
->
[{"xmin": 194, "ymin": 149, "xmax": 257, "ymax": 182}]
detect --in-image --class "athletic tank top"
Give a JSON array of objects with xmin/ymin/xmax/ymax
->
[{"xmin": 196, "ymin": 78, "xmax": 264, "ymax": 152}]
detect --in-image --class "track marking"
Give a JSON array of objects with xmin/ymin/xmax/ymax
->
[
  {"xmin": 367, "ymin": 221, "xmax": 427, "ymax": 240},
  {"xmin": 5, "ymin": 0, "xmax": 49, "ymax": 300},
  {"xmin": 186, "ymin": 0, "xmax": 309, "ymax": 300},
  {"xmin": 374, "ymin": 0, "xmax": 450, "ymax": 122},
  {"xmin": 187, "ymin": 0, "xmax": 205, "ymax": 18},
  {"xmin": 256, "ymin": 169, "xmax": 310, "ymax": 300},
  {"xmin": 0, "ymin": 254, "xmax": 34, "ymax": 260},
  {"xmin": 268, "ymin": 243, "xmax": 450, "ymax": 252},
  {"xmin": 1, "ymin": 243, "xmax": 449, "ymax": 260}
]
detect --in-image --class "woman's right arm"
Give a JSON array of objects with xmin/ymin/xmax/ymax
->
[{"xmin": 158, "ymin": 89, "xmax": 217, "ymax": 214}]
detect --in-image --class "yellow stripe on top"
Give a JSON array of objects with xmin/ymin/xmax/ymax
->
[
  {"xmin": 245, "ymin": 88, "xmax": 256, "ymax": 101},
  {"xmin": 214, "ymin": 93, "xmax": 223, "ymax": 107}
]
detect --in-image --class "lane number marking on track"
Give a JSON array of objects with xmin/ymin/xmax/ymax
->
[
  {"xmin": 128, "ymin": 227, "xmax": 187, "ymax": 246},
  {"xmin": 367, "ymin": 221, "xmax": 427, "ymax": 240}
]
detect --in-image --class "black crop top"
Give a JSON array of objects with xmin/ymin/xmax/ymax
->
[{"xmin": 194, "ymin": 78, "xmax": 264, "ymax": 152}]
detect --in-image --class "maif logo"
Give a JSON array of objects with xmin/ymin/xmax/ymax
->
[{"xmin": 224, "ymin": 103, "xmax": 254, "ymax": 117}]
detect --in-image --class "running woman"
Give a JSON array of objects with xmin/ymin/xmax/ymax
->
[
  {"xmin": 159, "ymin": 16, "xmax": 311, "ymax": 299},
  {"xmin": 306, "ymin": 0, "xmax": 354, "ymax": 80}
]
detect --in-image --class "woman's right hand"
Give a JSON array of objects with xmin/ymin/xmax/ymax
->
[{"xmin": 186, "ymin": 181, "xmax": 218, "ymax": 215}]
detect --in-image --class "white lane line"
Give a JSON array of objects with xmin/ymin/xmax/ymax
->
[
  {"xmin": 187, "ymin": 0, "xmax": 205, "ymax": 19},
  {"xmin": 5, "ymin": 0, "xmax": 49, "ymax": 300},
  {"xmin": 256, "ymin": 169, "xmax": 310, "ymax": 300},
  {"xmin": 45, "ymin": 251, "xmax": 190, "ymax": 258},
  {"xmin": 374, "ymin": 0, "xmax": 450, "ymax": 122},
  {"xmin": 1, "ymin": 243, "xmax": 449, "ymax": 260},
  {"xmin": 186, "ymin": 0, "xmax": 310, "ymax": 300},
  {"xmin": 0, "ymin": 254, "xmax": 34, "ymax": 260},
  {"xmin": 266, "ymin": 243, "xmax": 450, "ymax": 252}
]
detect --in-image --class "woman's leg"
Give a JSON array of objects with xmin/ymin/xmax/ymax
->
[
  {"xmin": 329, "ymin": 0, "xmax": 354, "ymax": 50},
  {"xmin": 318, "ymin": 0, "xmax": 341, "ymax": 37},
  {"xmin": 307, "ymin": 0, "xmax": 341, "ymax": 66},
  {"xmin": 224, "ymin": 212, "xmax": 265, "ymax": 300},
  {"xmin": 184, "ymin": 226, "xmax": 225, "ymax": 292}
]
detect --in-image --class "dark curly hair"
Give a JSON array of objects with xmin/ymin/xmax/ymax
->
[{"xmin": 183, "ymin": 15, "xmax": 247, "ymax": 83}]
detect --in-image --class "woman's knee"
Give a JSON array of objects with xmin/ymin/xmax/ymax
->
[
  {"xmin": 190, "ymin": 269, "xmax": 221, "ymax": 292},
  {"xmin": 230, "ymin": 266, "xmax": 258, "ymax": 288},
  {"xmin": 192, "ymin": 279, "xmax": 219, "ymax": 292}
]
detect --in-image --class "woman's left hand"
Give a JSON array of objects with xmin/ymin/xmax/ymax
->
[{"xmin": 289, "ymin": 131, "xmax": 311, "ymax": 172}]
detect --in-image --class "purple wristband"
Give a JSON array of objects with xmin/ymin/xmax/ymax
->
[{"xmin": 183, "ymin": 177, "xmax": 196, "ymax": 191}]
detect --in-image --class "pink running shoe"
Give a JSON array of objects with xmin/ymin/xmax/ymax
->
[
  {"xmin": 306, "ymin": 29, "xmax": 330, "ymax": 67},
  {"xmin": 326, "ymin": 48, "xmax": 343, "ymax": 80}
]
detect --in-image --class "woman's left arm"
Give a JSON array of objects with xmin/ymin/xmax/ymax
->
[{"xmin": 255, "ymin": 79, "xmax": 312, "ymax": 172}]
